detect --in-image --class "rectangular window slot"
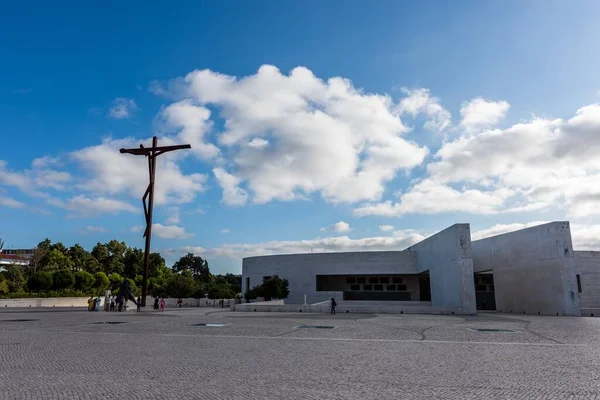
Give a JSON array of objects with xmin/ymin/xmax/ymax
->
[
  {"xmin": 468, "ymin": 328, "xmax": 516, "ymax": 333},
  {"xmin": 350, "ymin": 284, "xmax": 360, "ymax": 291},
  {"xmin": 363, "ymin": 284, "xmax": 373, "ymax": 291},
  {"xmin": 90, "ymin": 321, "xmax": 128, "ymax": 325},
  {"xmin": 346, "ymin": 277, "xmax": 356, "ymax": 284},
  {"xmin": 576, "ymin": 274, "xmax": 582, "ymax": 293},
  {"xmin": 374, "ymin": 284, "xmax": 383, "ymax": 291},
  {"xmin": 192, "ymin": 323, "xmax": 227, "ymax": 327}
]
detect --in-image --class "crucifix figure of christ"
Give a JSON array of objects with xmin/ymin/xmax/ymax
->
[{"xmin": 119, "ymin": 136, "xmax": 191, "ymax": 307}]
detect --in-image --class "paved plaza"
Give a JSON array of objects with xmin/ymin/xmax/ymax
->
[{"xmin": 1, "ymin": 308, "xmax": 600, "ymax": 399}]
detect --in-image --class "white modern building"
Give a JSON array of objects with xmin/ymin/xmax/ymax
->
[{"xmin": 241, "ymin": 222, "xmax": 600, "ymax": 316}]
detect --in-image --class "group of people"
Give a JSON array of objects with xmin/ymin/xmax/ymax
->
[
  {"xmin": 87, "ymin": 296, "xmax": 101, "ymax": 311},
  {"xmin": 153, "ymin": 297, "xmax": 166, "ymax": 311},
  {"xmin": 108, "ymin": 295, "xmax": 142, "ymax": 312}
]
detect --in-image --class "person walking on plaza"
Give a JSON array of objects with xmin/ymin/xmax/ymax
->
[
  {"xmin": 330, "ymin": 298, "xmax": 337, "ymax": 315},
  {"xmin": 136, "ymin": 297, "xmax": 141, "ymax": 312},
  {"xmin": 87, "ymin": 296, "xmax": 94, "ymax": 311},
  {"xmin": 153, "ymin": 297, "xmax": 159, "ymax": 311},
  {"xmin": 159, "ymin": 297, "xmax": 165, "ymax": 312},
  {"xmin": 110, "ymin": 296, "xmax": 115, "ymax": 312}
]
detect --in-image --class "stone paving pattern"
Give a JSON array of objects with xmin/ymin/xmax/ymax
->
[{"xmin": 1, "ymin": 308, "xmax": 600, "ymax": 399}]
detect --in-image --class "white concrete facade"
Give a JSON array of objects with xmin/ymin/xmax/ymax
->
[{"xmin": 241, "ymin": 221, "xmax": 600, "ymax": 316}]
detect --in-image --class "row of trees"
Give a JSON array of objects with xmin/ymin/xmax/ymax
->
[
  {"xmin": 0, "ymin": 238, "xmax": 241, "ymax": 300},
  {"xmin": 244, "ymin": 275, "xmax": 290, "ymax": 302}
]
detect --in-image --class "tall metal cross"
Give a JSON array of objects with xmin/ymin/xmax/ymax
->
[{"xmin": 120, "ymin": 136, "xmax": 191, "ymax": 307}]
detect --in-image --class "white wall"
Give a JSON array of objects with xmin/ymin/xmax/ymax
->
[
  {"xmin": 575, "ymin": 251, "xmax": 600, "ymax": 310},
  {"xmin": 406, "ymin": 224, "xmax": 476, "ymax": 313},
  {"xmin": 242, "ymin": 251, "xmax": 418, "ymax": 304},
  {"xmin": 471, "ymin": 221, "xmax": 581, "ymax": 316}
]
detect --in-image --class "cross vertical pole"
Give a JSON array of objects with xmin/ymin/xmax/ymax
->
[
  {"xmin": 141, "ymin": 136, "xmax": 158, "ymax": 307},
  {"xmin": 119, "ymin": 136, "xmax": 191, "ymax": 308}
]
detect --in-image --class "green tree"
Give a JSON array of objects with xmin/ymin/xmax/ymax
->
[
  {"xmin": 74, "ymin": 271, "xmax": 95, "ymax": 292},
  {"xmin": 123, "ymin": 247, "xmax": 144, "ymax": 278},
  {"xmin": 93, "ymin": 272, "xmax": 110, "ymax": 291},
  {"xmin": 256, "ymin": 275, "xmax": 289, "ymax": 300},
  {"xmin": 0, "ymin": 279, "xmax": 8, "ymax": 295},
  {"xmin": 50, "ymin": 242, "xmax": 68, "ymax": 256},
  {"xmin": 82, "ymin": 256, "xmax": 101, "ymax": 274},
  {"xmin": 149, "ymin": 252, "xmax": 167, "ymax": 278},
  {"xmin": 28, "ymin": 239, "xmax": 52, "ymax": 273},
  {"xmin": 1, "ymin": 264, "xmax": 26, "ymax": 292},
  {"xmin": 91, "ymin": 242, "xmax": 109, "ymax": 267},
  {"xmin": 109, "ymin": 273, "xmax": 124, "ymax": 291},
  {"xmin": 244, "ymin": 287, "xmax": 258, "ymax": 302},
  {"xmin": 164, "ymin": 271, "xmax": 197, "ymax": 298},
  {"xmin": 134, "ymin": 274, "xmax": 143, "ymax": 287},
  {"xmin": 68, "ymin": 244, "xmax": 89, "ymax": 272},
  {"xmin": 45, "ymin": 248, "xmax": 74, "ymax": 271},
  {"xmin": 172, "ymin": 253, "xmax": 211, "ymax": 282},
  {"xmin": 52, "ymin": 269, "xmax": 75, "ymax": 291},
  {"xmin": 28, "ymin": 271, "xmax": 53, "ymax": 293}
]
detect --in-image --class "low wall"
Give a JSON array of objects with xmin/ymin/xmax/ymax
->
[
  {"xmin": 233, "ymin": 302, "xmax": 471, "ymax": 315},
  {"xmin": 0, "ymin": 296, "xmax": 237, "ymax": 309}
]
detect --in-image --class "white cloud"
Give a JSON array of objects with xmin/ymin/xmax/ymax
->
[
  {"xmin": 460, "ymin": 97, "xmax": 510, "ymax": 129},
  {"xmin": 31, "ymin": 155, "xmax": 61, "ymax": 169},
  {"xmin": 48, "ymin": 195, "xmax": 137, "ymax": 217},
  {"xmin": 355, "ymin": 103, "xmax": 600, "ymax": 219},
  {"xmin": 332, "ymin": 221, "xmax": 351, "ymax": 232},
  {"xmin": 131, "ymin": 225, "xmax": 143, "ymax": 233},
  {"xmin": 379, "ymin": 225, "xmax": 394, "ymax": 232},
  {"xmin": 152, "ymin": 223, "xmax": 193, "ymax": 239},
  {"xmin": 160, "ymin": 99, "xmax": 220, "ymax": 160},
  {"xmin": 471, "ymin": 221, "xmax": 550, "ymax": 241},
  {"xmin": 108, "ymin": 98, "xmax": 138, "ymax": 119},
  {"xmin": 84, "ymin": 225, "xmax": 109, "ymax": 233},
  {"xmin": 213, "ymin": 167, "xmax": 249, "ymax": 206},
  {"xmin": 167, "ymin": 229, "xmax": 427, "ymax": 261},
  {"xmin": 71, "ymin": 137, "xmax": 207, "ymax": 206},
  {"xmin": 220, "ymin": 229, "xmax": 230, "ymax": 234},
  {"xmin": 166, "ymin": 207, "xmax": 181, "ymax": 225},
  {"xmin": 161, "ymin": 65, "xmax": 428, "ymax": 205},
  {"xmin": 0, "ymin": 196, "xmax": 25, "ymax": 209},
  {"xmin": 0, "ymin": 159, "xmax": 71, "ymax": 195},
  {"xmin": 397, "ymin": 87, "xmax": 451, "ymax": 132}
]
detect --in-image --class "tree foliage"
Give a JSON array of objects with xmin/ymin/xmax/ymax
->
[
  {"xmin": 52, "ymin": 269, "xmax": 75, "ymax": 291},
  {"xmin": 246, "ymin": 275, "xmax": 289, "ymax": 301},
  {"xmin": 28, "ymin": 271, "xmax": 53, "ymax": 293},
  {"xmin": 0, "ymin": 238, "xmax": 241, "ymax": 300}
]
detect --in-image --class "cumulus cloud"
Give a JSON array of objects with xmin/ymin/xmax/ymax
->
[
  {"xmin": 460, "ymin": 97, "xmax": 510, "ymax": 129},
  {"xmin": 379, "ymin": 225, "xmax": 394, "ymax": 232},
  {"xmin": 320, "ymin": 221, "xmax": 352, "ymax": 233},
  {"xmin": 108, "ymin": 98, "xmax": 138, "ymax": 119},
  {"xmin": 48, "ymin": 195, "xmax": 137, "ymax": 217},
  {"xmin": 355, "ymin": 103, "xmax": 600, "ymax": 219},
  {"xmin": 471, "ymin": 221, "xmax": 550, "ymax": 240},
  {"xmin": 396, "ymin": 87, "xmax": 451, "ymax": 132},
  {"xmin": 152, "ymin": 223, "xmax": 194, "ymax": 239},
  {"xmin": 160, "ymin": 65, "xmax": 428, "ymax": 205},
  {"xmin": 71, "ymin": 137, "xmax": 207, "ymax": 206}
]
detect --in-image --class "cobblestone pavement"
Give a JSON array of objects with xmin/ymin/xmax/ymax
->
[{"xmin": 1, "ymin": 308, "xmax": 600, "ymax": 399}]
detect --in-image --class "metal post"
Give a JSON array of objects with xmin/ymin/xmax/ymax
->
[{"xmin": 119, "ymin": 136, "xmax": 191, "ymax": 308}]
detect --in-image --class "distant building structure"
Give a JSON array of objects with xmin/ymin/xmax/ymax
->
[
  {"xmin": 0, "ymin": 249, "xmax": 34, "ymax": 267},
  {"xmin": 242, "ymin": 222, "xmax": 600, "ymax": 317}
]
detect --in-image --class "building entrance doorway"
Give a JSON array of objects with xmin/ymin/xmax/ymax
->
[
  {"xmin": 418, "ymin": 274, "xmax": 431, "ymax": 301},
  {"xmin": 474, "ymin": 272, "xmax": 496, "ymax": 310}
]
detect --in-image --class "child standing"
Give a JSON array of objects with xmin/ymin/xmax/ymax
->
[{"xmin": 159, "ymin": 297, "xmax": 165, "ymax": 312}]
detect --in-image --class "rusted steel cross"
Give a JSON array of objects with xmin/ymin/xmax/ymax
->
[{"xmin": 120, "ymin": 136, "xmax": 191, "ymax": 307}]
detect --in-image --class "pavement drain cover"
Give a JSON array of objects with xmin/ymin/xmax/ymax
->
[
  {"xmin": 468, "ymin": 328, "xmax": 516, "ymax": 333},
  {"xmin": 90, "ymin": 321, "xmax": 128, "ymax": 325},
  {"xmin": 0, "ymin": 319, "xmax": 39, "ymax": 323},
  {"xmin": 192, "ymin": 323, "xmax": 227, "ymax": 327},
  {"xmin": 297, "ymin": 325, "xmax": 335, "ymax": 329}
]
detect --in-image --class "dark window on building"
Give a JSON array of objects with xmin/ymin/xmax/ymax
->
[
  {"xmin": 475, "ymin": 285, "xmax": 486, "ymax": 292},
  {"xmin": 357, "ymin": 277, "xmax": 366, "ymax": 284},
  {"xmin": 369, "ymin": 277, "xmax": 378, "ymax": 284},
  {"xmin": 374, "ymin": 284, "xmax": 383, "ymax": 291},
  {"xmin": 386, "ymin": 285, "xmax": 396, "ymax": 291},
  {"xmin": 379, "ymin": 277, "xmax": 390, "ymax": 284},
  {"xmin": 363, "ymin": 284, "xmax": 373, "ymax": 291},
  {"xmin": 346, "ymin": 277, "xmax": 356, "ymax": 284},
  {"xmin": 489, "ymin": 285, "xmax": 494, "ymax": 292},
  {"xmin": 392, "ymin": 277, "xmax": 403, "ymax": 284},
  {"xmin": 246, "ymin": 277, "xmax": 250, "ymax": 291},
  {"xmin": 350, "ymin": 284, "xmax": 360, "ymax": 291},
  {"xmin": 397, "ymin": 284, "xmax": 407, "ymax": 291},
  {"xmin": 576, "ymin": 274, "xmax": 582, "ymax": 293}
]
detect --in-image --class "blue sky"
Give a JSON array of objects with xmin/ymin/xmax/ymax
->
[{"xmin": 2, "ymin": 1, "xmax": 600, "ymax": 274}]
